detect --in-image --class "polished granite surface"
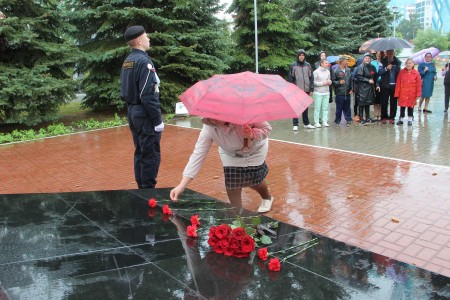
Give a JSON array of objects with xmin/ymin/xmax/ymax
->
[{"xmin": 0, "ymin": 189, "xmax": 448, "ymax": 300}]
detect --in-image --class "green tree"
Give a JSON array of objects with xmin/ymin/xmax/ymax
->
[
  {"xmin": 288, "ymin": 0, "xmax": 355, "ymax": 56},
  {"xmin": 0, "ymin": 0, "xmax": 78, "ymax": 125},
  {"xmin": 413, "ymin": 28, "xmax": 449, "ymax": 52},
  {"xmin": 63, "ymin": 0, "xmax": 230, "ymax": 113},
  {"xmin": 397, "ymin": 13, "xmax": 421, "ymax": 40},
  {"xmin": 228, "ymin": 0, "xmax": 309, "ymax": 77},
  {"xmin": 349, "ymin": 0, "xmax": 393, "ymax": 52}
]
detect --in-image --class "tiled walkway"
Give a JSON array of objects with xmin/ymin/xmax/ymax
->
[{"xmin": 1, "ymin": 121, "xmax": 449, "ymax": 277}]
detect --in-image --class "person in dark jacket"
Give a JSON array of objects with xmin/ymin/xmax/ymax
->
[
  {"xmin": 120, "ymin": 25, "xmax": 164, "ymax": 189},
  {"xmin": 379, "ymin": 49, "xmax": 402, "ymax": 124},
  {"xmin": 332, "ymin": 55, "xmax": 353, "ymax": 126},
  {"xmin": 444, "ymin": 63, "xmax": 450, "ymax": 113},
  {"xmin": 356, "ymin": 53, "xmax": 377, "ymax": 124},
  {"xmin": 288, "ymin": 49, "xmax": 315, "ymax": 130},
  {"xmin": 352, "ymin": 56, "xmax": 364, "ymax": 121}
]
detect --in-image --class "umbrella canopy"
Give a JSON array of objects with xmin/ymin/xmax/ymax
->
[
  {"xmin": 435, "ymin": 51, "xmax": 450, "ymax": 62},
  {"xmin": 364, "ymin": 37, "xmax": 413, "ymax": 52},
  {"xmin": 410, "ymin": 47, "xmax": 440, "ymax": 64},
  {"xmin": 327, "ymin": 56, "xmax": 340, "ymax": 64},
  {"xmin": 359, "ymin": 38, "xmax": 382, "ymax": 53},
  {"xmin": 178, "ymin": 71, "xmax": 313, "ymax": 125}
]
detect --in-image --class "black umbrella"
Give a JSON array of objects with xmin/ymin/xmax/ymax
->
[{"xmin": 364, "ymin": 37, "xmax": 413, "ymax": 51}]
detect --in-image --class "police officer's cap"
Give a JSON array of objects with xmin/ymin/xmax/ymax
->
[{"xmin": 124, "ymin": 25, "xmax": 146, "ymax": 42}]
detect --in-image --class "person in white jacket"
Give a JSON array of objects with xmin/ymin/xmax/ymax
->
[
  {"xmin": 313, "ymin": 59, "xmax": 332, "ymax": 127},
  {"xmin": 170, "ymin": 118, "xmax": 273, "ymax": 213}
]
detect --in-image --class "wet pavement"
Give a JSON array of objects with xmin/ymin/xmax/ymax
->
[
  {"xmin": 0, "ymin": 78, "xmax": 449, "ymax": 297},
  {"xmin": 0, "ymin": 189, "xmax": 449, "ymax": 299}
]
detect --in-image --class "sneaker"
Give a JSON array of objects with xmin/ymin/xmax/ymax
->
[
  {"xmin": 304, "ymin": 124, "xmax": 315, "ymax": 129},
  {"xmin": 381, "ymin": 119, "xmax": 387, "ymax": 124},
  {"xmin": 323, "ymin": 122, "xmax": 329, "ymax": 127},
  {"xmin": 257, "ymin": 196, "xmax": 273, "ymax": 213},
  {"xmin": 396, "ymin": 120, "xmax": 403, "ymax": 125},
  {"xmin": 389, "ymin": 119, "xmax": 395, "ymax": 124},
  {"xmin": 346, "ymin": 121, "xmax": 352, "ymax": 127},
  {"xmin": 408, "ymin": 121, "xmax": 412, "ymax": 126},
  {"xmin": 293, "ymin": 125, "xmax": 299, "ymax": 131},
  {"xmin": 314, "ymin": 123, "xmax": 322, "ymax": 128},
  {"xmin": 360, "ymin": 120, "xmax": 366, "ymax": 125}
]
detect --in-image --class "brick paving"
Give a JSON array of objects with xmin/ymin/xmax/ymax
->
[{"xmin": 1, "ymin": 121, "xmax": 449, "ymax": 277}]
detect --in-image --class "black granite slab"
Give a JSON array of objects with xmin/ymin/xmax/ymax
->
[{"xmin": 0, "ymin": 189, "xmax": 448, "ymax": 300}]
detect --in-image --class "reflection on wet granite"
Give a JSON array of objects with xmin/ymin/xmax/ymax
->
[{"xmin": 0, "ymin": 189, "xmax": 448, "ymax": 299}]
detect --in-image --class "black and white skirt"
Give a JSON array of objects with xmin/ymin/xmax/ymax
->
[{"xmin": 223, "ymin": 162, "xmax": 268, "ymax": 189}]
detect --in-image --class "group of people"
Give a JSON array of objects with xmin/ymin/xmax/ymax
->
[
  {"xmin": 288, "ymin": 49, "xmax": 440, "ymax": 128},
  {"xmin": 120, "ymin": 26, "xmax": 274, "ymax": 214}
]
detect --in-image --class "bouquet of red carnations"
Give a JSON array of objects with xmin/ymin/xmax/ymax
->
[{"xmin": 207, "ymin": 224, "xmax": 255, "ymax": 258}]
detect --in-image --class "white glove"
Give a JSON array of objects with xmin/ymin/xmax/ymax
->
[{"xmin": 154, "ymin": 122, "xmax": 164, "ymax": 132}]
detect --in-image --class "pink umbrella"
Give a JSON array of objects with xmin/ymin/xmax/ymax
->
[
  {"xmin": 179, "ymin": 71, "xmax": 313, "ymax": 125},
  {"xmin": 411, "ymin": 47, "xmax": 440, "ymax": 64}
]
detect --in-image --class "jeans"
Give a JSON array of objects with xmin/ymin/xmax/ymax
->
[
  {"xmin": 380, "ymin": 86, "xmax": 398, "ymax": 119},
  {"xmin": 293, "ymin": 107, "xmax": 310, "ymax": 126},
  {"xmin": 334, "ymin": 94, "xmax": 352, "ymax": 123}
]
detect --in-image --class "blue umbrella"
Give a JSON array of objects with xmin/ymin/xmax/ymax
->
[{"xmin": 327, "ymin": 56, "xmax": 339, "ymax": 64}]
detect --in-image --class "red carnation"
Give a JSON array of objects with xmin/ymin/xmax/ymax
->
[
  {"xmin": 241, "ymin": 235, "xmax": 255, "ymax": 253},
  {"xmin": 229, "ymin": 238, "xmax": 240, "ymax": 249},
  {"xmin": 220, "ymin": 235, "xmax": 231, "ymax": 248},
  {"xmin": 162, "ymin": 204, "xmax": 172, "ymax": 215},
  {"xmin": 215, "ymin": 224, "xmax": 231, "ymax": 239},
  {"xmin": 213, "ymin": 243, "xmax": 224, "ymax": 254},
  {"xmin": 258, "ymin": 247, "xmax": 269, "ymax": 261},
  {"xmin": 148, "ymin": 198, "xmax": 157, "ymax": 208},
  {"xmin": 370, "ymin": 71, "xmax": 375, "ymax": 75},
  {"xmin": 268, "ymin": 258, "xmax": 281, "ymax": 271},
  {"xmin": 340, "ymin": 72, "xmax": 345, "ymax": 77},
  {"xmin": 223, "ymin": 247, "xmax": 235, "ymax": 256},
  {"xmin": 231, "ymin": 227, "xmax": 246, "ymax": 240},
  {"xmin": 190, "ymin": 215, "xmax": 200, "ymax": 227},
  {"xmin": 209, "ymin": 226, "xmax": 217, "ymax": 238},
  {"xmin": 187, "ymin": 225, "xmax": 198, "ymax": 238},
  {"xmin": 208, "ymin": 236, "xmax": 220, "ymax": 247}
]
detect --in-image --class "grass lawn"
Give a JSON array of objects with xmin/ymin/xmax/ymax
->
[{"xmin": 0, "ymin": 100, "xmax": 127, "ymax": 134}]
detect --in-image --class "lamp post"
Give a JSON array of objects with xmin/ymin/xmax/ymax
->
[{"xmin": 392, "ymin": 6, "xmax": 398, "ymax": 37}]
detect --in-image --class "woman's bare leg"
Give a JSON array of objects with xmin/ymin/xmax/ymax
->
[
  {"xmin": 249, "ymin": 181, "xmax": 271, "ymax": 199},
  {"xmin": 226, "ymin": 188, "xmax": 242, "ymax": 211}
]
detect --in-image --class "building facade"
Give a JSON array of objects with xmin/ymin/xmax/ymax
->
[{"xmin": 390, "ymin": 0, "xmax": 450, "ymax": 33}]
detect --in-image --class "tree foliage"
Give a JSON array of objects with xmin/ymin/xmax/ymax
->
[
  {"xmin": 413, "ymin": 29, "xmax": 449, "ymax": 52},
  {"xmin": 228, "ymin": 0, "xmax": 309, "ymax": 77},
  {"xmin": 397, "ymin": 13, "xmax": 421, "ymax": 40},
  {"xmin": 347, "ymin": 0, "xmax": 393, "ymax": 52},
  {"xmin": 287, "ymin": 0, "xmax": 355, "ymax": 56},
  {"xmin": 0, "ymin": 0, "xmax": 78, "ymax": 125},
  {"xmin": 63, "ymin": 0, "xmax": 231, "ymax": 113}
]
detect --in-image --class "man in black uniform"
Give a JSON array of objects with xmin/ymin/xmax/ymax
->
[{"xmin": 120, "ymin": 25, "xmax": 164, "ymax": 189}]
